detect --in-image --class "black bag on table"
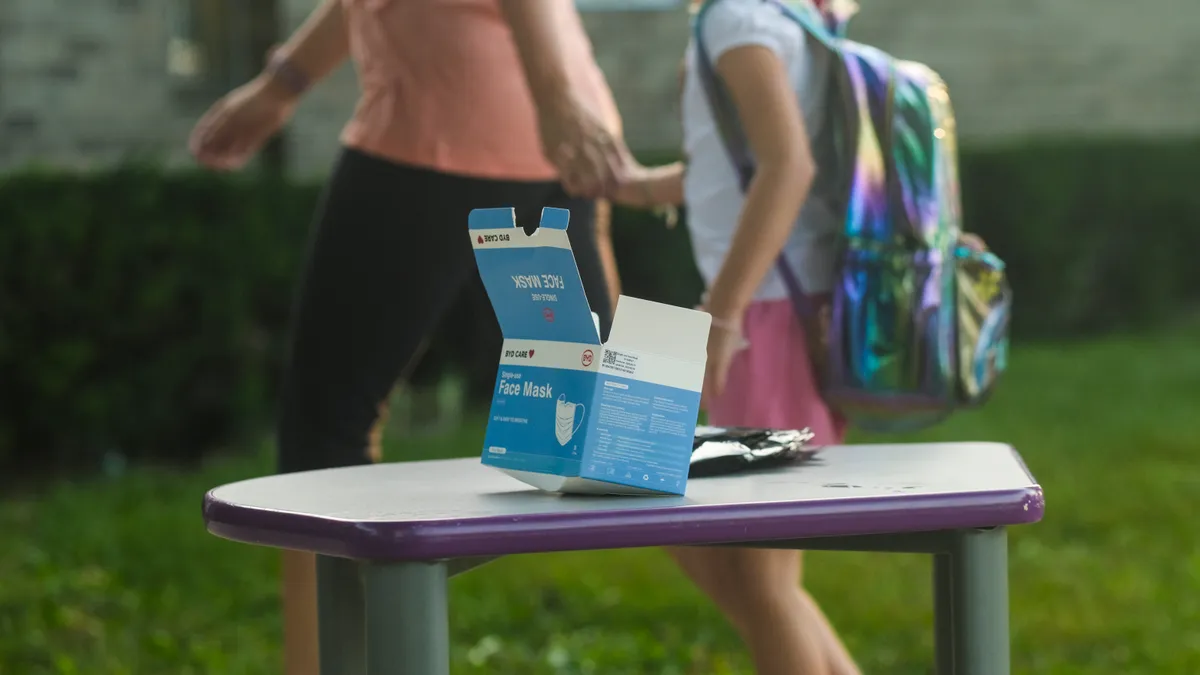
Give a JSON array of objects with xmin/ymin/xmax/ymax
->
[{"xmin": 689, "ymin": 426, "xmax": 821, "ymax": 478}]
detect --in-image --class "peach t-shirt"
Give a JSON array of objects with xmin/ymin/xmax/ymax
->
[{"xmin": 339, "ymin": 0, "xmax": 618, "ymax": 182}]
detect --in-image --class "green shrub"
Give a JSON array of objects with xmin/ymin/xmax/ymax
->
[
  {"xmin": 2, "ymin": 138, "xmax": 1197, "ymax": 476},
  {"xmin": 0, "ymin": 165, "xmax": 317, "ymax": 476},
  {"xmin": 956, "ymin": 138, "xmax": 1200, "ymax": 337}
]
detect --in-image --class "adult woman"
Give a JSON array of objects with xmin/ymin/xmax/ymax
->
[{"xmin": 189, "ymin": 2, "xmax": 627, "ymax": 672}]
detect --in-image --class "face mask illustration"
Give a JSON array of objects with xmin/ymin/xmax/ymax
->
[{"xmin": 554, "ymin": 393, "xmax": 586, "ymax": 446}]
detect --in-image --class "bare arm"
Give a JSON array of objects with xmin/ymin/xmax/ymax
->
[
  {"xmin": 262, "ymin": 0, "xmax": 349, "ymax": 98},
  {"xmin": 189, "ymin": 0, "xmax": 349, "ymax": 168},
  {"xmin": 610, "ymin": 50, "xmax": 689, "ymax": 209},
  {"xmin": 703, "ymin": 44, "xmax": 815, "ymax": 322},
  {"xmin": 497, "ymin": 0, "xmax": 629, "ymax": 198},
  {"xmin": 497, "ymin": 0, "xmax": 576, "ymax": 110}
]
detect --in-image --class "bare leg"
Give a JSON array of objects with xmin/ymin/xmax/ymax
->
[
  {"xmin": 666, "ymin": 546, "xmax": 860, "ymax": 675},
  {"xmin": 798, "ymin": 583, "xmax": 859, "ymax": 675},
  {"xmin": 593, "ymin": 198, "xmax": 622, "ymax": 309},
  {"xmin": 283, "ymin": 550, "xmax": 321, "ymax": 675}
]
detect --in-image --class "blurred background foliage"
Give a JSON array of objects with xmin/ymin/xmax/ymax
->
[{"xmin": 3, "ymin": 139, "xmax": 1199, "ymax": 477}]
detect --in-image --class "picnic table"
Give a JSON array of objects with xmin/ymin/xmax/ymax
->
[{"xmin": 203, "ymin": 441, "xmax": 1043, "ymax": 675}]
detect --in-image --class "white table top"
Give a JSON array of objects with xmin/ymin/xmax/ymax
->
[{"xmin": 203, "ymin": 442, "xmax": 1043, "ymax": 561}]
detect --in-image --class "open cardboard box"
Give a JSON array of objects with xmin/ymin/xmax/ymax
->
[{"xmin": 469, "ymin": 207, "xmax": 712, "ymax": 495}]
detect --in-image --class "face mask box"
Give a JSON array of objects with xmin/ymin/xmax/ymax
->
[{"xmin": 470, "ymin": 207, "xmax": 711, "ymax": 496}]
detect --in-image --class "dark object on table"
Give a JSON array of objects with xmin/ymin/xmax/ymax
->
[{"xmin": 689, "ymin": 426, "xmax": 820, "ymax": 478}]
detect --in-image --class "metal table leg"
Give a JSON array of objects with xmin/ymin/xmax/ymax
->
[
  {"xmin": 946, "ymin": 527, "xmax": 1010, "ymax": 675},
  {"xmin": 362, "ymin": 561, "xmax": 451, "ymax": 675},
  {"xmin": 713, "ymin": 527, "xmax": 1013, "ymax": 673},
  {"xmin": 934, "ymin": 552, "xmax": 956, "ymax": 674},
  {"xmin": 317, "ymin": 555, "xmax": 367, "ymax": 675}
]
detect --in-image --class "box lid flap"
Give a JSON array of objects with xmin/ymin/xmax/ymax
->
[
  {"xmin": 607, "ymin": 295, "xmax": 711, "ymax": 362},
  {"xmin": 470, "ymin": 207, "xmax": 601, "ymax": 345}
]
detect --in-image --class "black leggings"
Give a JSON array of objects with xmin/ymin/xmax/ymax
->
[{"xmin": 277, "ymin": 148, "xmax": 614, "ymax": 473}]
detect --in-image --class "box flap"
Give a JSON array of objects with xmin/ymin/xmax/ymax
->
[
  {"xmin": 470, "ymin": 207, "xmax": 601, "ymax": 345},
  {"xmin": 607, "ymin": 295, "xmax": 711, "ymax": 362}
]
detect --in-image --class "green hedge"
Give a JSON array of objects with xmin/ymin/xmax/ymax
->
[
  {"xmin": 0, "ymin": 166, "xmax": 314, "ymax": 476},
  {"xmin": 2, "ymin": 139, "xmax": 1198, "ymax": 476},
  {"xmin": 957, "ymin": 138, "xmax": 1200, "ymax": 336}
]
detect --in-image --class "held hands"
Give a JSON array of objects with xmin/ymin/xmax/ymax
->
[
  {"xmin": 607, "ymin": 161, "xmax": 683, "ymax": 227},
  {"xmin": 608, "ymin": 162, "xmax": 657, "ymax": 208},
  {"xmin": 188, "ymin": 74, "xmax": 298, "ymax": 171},
  {"xmin": 537, "ymin": 95, "xmax": 636, "ymax": 199}
]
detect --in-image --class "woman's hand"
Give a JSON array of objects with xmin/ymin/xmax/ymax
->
[
  {"xmin": 190, "ymin": 0, "xmax": 347, "ymax": 170},
  {"xmin": 189, "ymin": 75, "xmax": 297, "ymax": 171}
]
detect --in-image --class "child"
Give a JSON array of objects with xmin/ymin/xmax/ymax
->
[{"xmin": 612, "ymin": 0, "xmax": 860, "ymax": 673}]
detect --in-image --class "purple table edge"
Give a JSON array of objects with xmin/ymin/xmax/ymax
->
[{"xmin": 202, "ymin": 443, "xmax": 1044, "ymax": 675}]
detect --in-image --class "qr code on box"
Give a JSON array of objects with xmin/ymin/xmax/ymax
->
[{"xmin": 601, "ymin": 349, "xmax": 637, "ymax": 376}]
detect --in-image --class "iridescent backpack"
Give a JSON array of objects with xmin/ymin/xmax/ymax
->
[{"xmin": 694, "ymin": 0, "xmax": 1012, "ymax": 432}]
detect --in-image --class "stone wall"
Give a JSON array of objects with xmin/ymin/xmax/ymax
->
[
  {"xmin": 0, "ymin": 0, "xmax": 200, "ymax": 171},
  {"xmin": 583, "ymin": 0, "xmax": 1200, "ymax": 151},
  {"xmin": 2, "ymin": 0, "xmax": 1199, "ymax": 176},
  {"xmin": 847, "ymin": 0, "xmax": 1200, "ymax": 142}
]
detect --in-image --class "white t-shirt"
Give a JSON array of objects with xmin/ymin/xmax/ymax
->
[{"xmin": 682, "ymin": 0, "xmax": 840, "ymax": 299}]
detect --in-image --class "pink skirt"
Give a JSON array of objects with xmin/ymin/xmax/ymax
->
[{"xmin": 706, "ymin": 299, "xmax": 846, "ymax": 445}]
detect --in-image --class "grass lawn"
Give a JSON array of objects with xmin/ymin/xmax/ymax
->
[{"xmin": 3, "ymin": 323, "xmax": 1199, "ymax": 674}]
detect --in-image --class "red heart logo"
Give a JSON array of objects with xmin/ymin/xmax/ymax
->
[
  {"xmin": 476, "ymin": 235, "xmax": 484, "ymax": 244},
  {"xmin": 528, "ymin": 349, "xmax": 535, "ymax": 358}
]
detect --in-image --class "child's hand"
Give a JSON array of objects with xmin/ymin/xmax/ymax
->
[
  {"xmin": 609, "ymin": 164, "xmax": 655, "ymax": 209},
  {"xmin": 699, "ymin": 312, "xmax": 749, "ymax": 408},
  {"xmin": 607, "ymin": 161, "xmax": 684, "ymax": 227},
  {"xmin": 959, "ymin": 233, "xmax": 988, "ymax": 252}
]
